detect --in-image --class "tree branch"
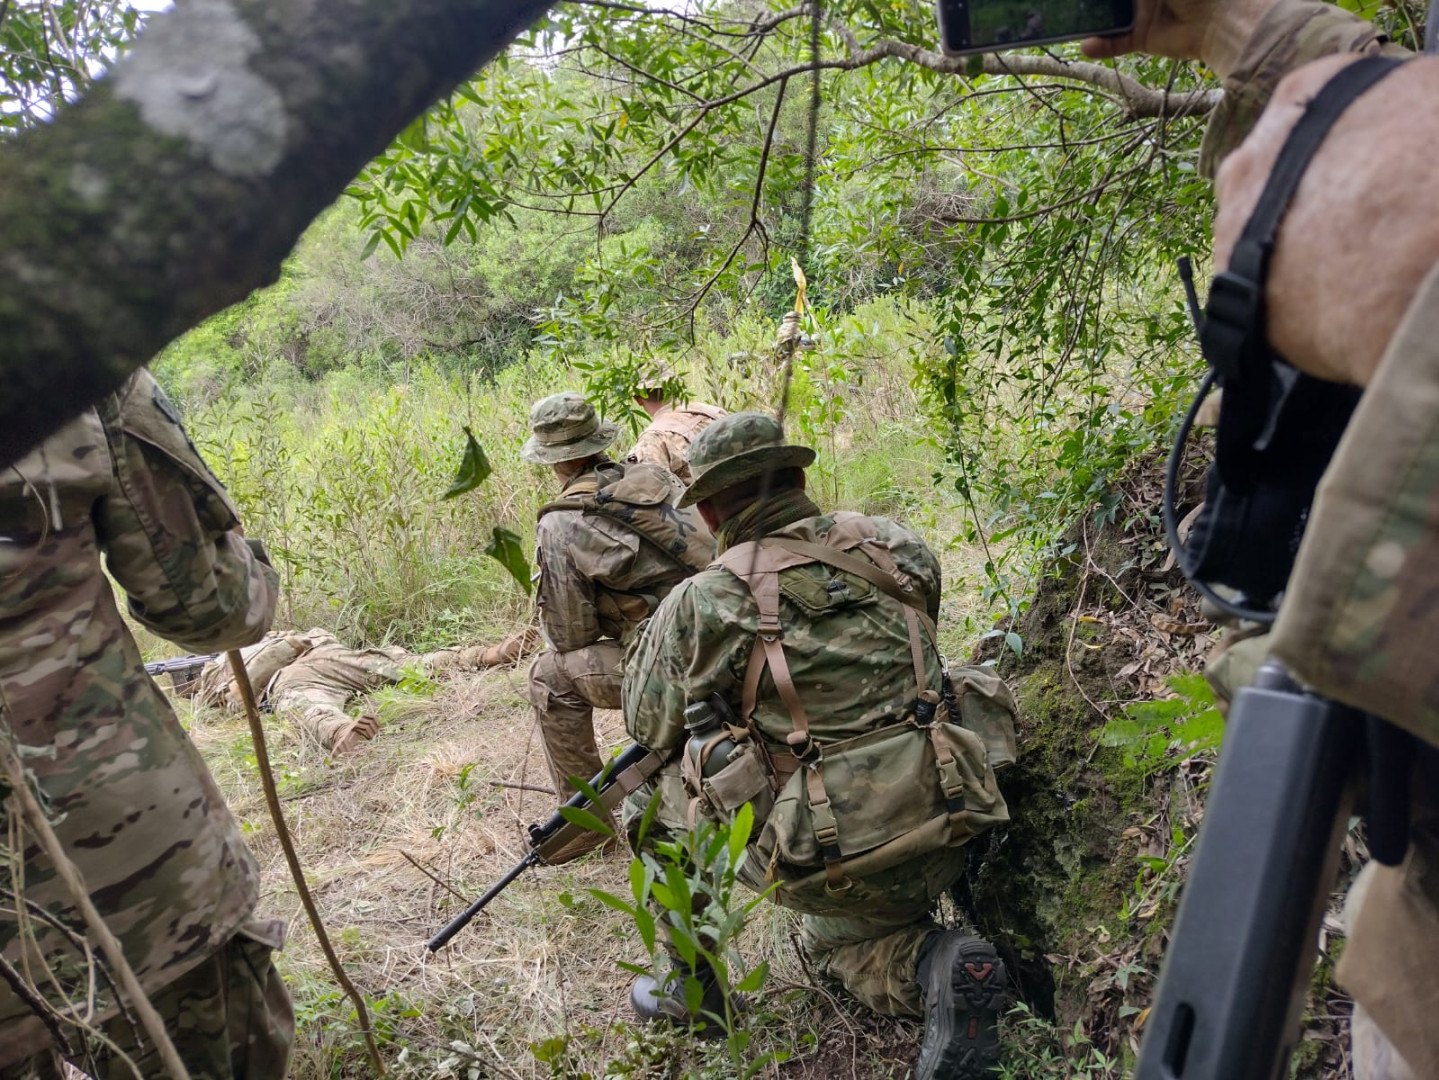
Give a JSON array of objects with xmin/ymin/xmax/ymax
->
[
  {"xmin": 841, "ymin": 35, "xmax": 1221, "ymax": 119},
  {"xmin": 0, "ymin": 0, "xmax": 559, "ymax": 467}
]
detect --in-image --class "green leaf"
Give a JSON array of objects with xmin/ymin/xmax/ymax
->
[
  {"xmin": 1004, "ymin": 632, "xmax": 1024, "ymax": 659},
  {"xmin": 728, "ymin": 801, "xmax": 753, "ymax": 869},
  {"xmin": 586, "ymin": 888, "xmax": 636, "ymax": 916},
  {"xmin": 735, "ymin": 959, "xmax": 769, "ymax": 993},
  {"xmin": 557, "ymin": 805, "xmax": 615, "ymax": 837},
  {"xmin": 442, "ymin": 426, "xmax": 492, "ymax": 499},
  {"xmin": 484, "ymin": 527, "xmax": 532, "ymax": 595}
]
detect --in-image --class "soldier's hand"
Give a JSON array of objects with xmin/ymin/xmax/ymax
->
[
  {"xmin": 1212, "ymin": 54, "xmax": 1439, "ymax": 386},
  {"xmin": 776, "ymin": 311, "xmax": 802, "ymax": 347},
  {"xmin": 1081, "ymin": 0, "xmax": 1277, "ymax": 75},
  {"xmin": 332, "ymin": 713, "xmax": 380, "ymax": 754}
]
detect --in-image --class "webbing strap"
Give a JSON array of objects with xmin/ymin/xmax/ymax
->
[
  {"xmin": 1202, "ymin": 56, "xmax": 1404, "ymax": 382},
  {"xmin": 902, "ymin": 604, "xmax": 927, "ymax": 696}
]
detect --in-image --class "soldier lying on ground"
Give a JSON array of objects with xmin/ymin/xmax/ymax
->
[
  {"xmin": 192, "ymin": 625, "xmax": 540, "ymax": 754},
  {"xmin": 0, "ymin": 370, "xmax": 291, "ymax": 1080},
  {"xmin": 622, "ymin": 413, "xmax": 1017, "ymax": 1079}
]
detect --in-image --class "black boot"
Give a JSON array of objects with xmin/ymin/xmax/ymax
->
[
  {"xmin": 914, "ymin": 932, "xmax": 1006, "ymax": 1080},
  {"xmin": 629, "ymin": 960, "xmax": 733, "ymax": 1037}
]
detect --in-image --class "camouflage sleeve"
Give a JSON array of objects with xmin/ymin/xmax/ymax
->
[
  {"xmin": 870, "ymin": 517, "xmax": 943, "ymax": 624},
  {"xmin": 94, "ymin": 371, "xmax": 278, "ymax": 652},
  {"xmin": 625, "ymin": 428, "xmax": 684, "ymax": 475},
  {"xmin": 623, "ymin": 573, "xmax": 749, "ymax": 755},
  {"xmin": 1199, "ymin": 0, "xmax": 1407, "ymax": 177}
]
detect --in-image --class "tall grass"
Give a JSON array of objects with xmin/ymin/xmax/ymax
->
[{"xmin": 170, "ymin": 295, "xmax": 986, "ymax": 651}]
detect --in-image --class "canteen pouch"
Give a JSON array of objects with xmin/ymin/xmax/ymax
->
[
  {"xmin": 689, "ymin": 738, "xmax": 777, "ymax": 825},
  {"xmin": 948, "ymin": 664, "xmax": 1019, "ymax": 769}
]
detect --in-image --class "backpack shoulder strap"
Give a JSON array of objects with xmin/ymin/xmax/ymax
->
[{"xmin": 537, "ymin": 478, "xmax": 600, "ymax": 520}]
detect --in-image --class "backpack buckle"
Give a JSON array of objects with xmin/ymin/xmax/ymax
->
[{"xmin": 787, "ymin": 730, "xmax": 821, "ymax": 764}]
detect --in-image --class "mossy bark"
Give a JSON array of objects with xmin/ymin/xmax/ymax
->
[{"xmin": 0, "ymin": 0, "xmax": 554, "ymax": 467}]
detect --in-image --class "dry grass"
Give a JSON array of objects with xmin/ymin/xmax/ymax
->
[{"xmin": 182, "ymin": 656, "xmax": 965, "ymax": 1080}]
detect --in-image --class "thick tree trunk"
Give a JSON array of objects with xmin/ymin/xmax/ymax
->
[{"xmin": 0, "ymin": 0, "xmax": 553, "ymax": 467}]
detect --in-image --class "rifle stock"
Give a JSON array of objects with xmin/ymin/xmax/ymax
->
[
  {"xmin": 426, "ymin": 741, "xmax": 663, "ymax": 952},
  {"xmin": 1135, "ymin": 663, "xmax": 1360, "ymax": 1079}
]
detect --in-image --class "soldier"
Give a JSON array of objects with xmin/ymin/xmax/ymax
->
[
  {"xmin": 1084, "ymin": 0, "xmax": 1437, "ymax": 1075},
  {"xmin": 193, "ymin": 626, "xmax": 541, "ymax": 754},
  {"xmin": 0, "ymin": 370, "xmax": 290, "ymax": 1079},
  {"xmin": 522, "ymin": 392, "xmax": 714, "ymax": 861},
  {"xmin": 624, "ymin": 362, "xmax": 727, "ymax": 485},
  {"xmin": 622, "ymin": 413, "xmax": 1015, "ymax": 1079}
]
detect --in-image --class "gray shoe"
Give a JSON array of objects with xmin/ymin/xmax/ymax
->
[
  {"xmin": 629, "ymin": 965, "xmax": 734, "ymax": 1037},
  {"xmin": 914, "ymin": 933, "xmax": 1006, "ymax": 1080}
]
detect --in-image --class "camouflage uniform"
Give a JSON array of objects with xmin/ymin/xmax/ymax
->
[
  {"xmin": 625, "ymin": 401, "xmax": 728, "ymax": 485},
  {"xmin": 196, "ymin": 627, "xmax": 541, "ymax": 752},
  {"xmin": 0, "ymin": 371, "xmax": 291, "ymax": 1077},
  {"xmin": 623, "ymin": 414, "xmax": 1008, "ymax": 1021},
  {"xmin": 1198, "ymin": 8, "xmax": 1434, "ymax": 1073},
  {"xmin": 521, "ymin": 393, "xmax": 713, "ymax": 805}
]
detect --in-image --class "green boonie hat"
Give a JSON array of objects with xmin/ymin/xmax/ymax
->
[
  {"xmin": 679, "ymin": 412, "xmax": 816, "ymax": 507},
  {"xmin": 520, "ymin": 391, "xmax": 620, "ymax": 465}
]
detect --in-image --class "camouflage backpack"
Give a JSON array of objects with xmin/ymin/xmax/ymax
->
[
  {"xmin": 538, "ymin": 461, "xmax": 714, "ymax": 575},
  {"xmin": 685, "ymin": 511, "xmax": 1016, "ymax": 896}
]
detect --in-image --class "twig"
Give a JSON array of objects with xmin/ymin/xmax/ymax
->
[
  {"xmin": 399, "ymin": 851, "xmax": 469, "ymax": 903},
  {"xmin": 226, "ymin": 651, "xmax": 387, "ymax": 1076},
  {"xmin": 0, "ymin": 736, "xmax": 191, "ymax": 1080},
  {"xmin": 488, "ymin": 779, "xmax": 555, "ymax": 795}
]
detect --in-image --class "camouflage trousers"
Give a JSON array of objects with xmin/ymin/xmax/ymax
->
[
  {"xmin": 270, "ymin": 682, "xmax": 357, "ymax": 750},
  {"xmin": 527, "ymin": 643, "xmax": 623, "ymax": 797},
  {"xmin": 623, "ymin": 771, "xmax": 964, "ymax": 1018},
  {"xmin": 0, "ymin": 920, "xmax": 293, "ymax": 1080}
]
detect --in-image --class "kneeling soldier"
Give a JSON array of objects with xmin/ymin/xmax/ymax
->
[
  {"xmin": 623, "ymin": 413, "xmax": 1017, "ymax": 1079},
  {"xmin": 522, "ymin": 392, "xmax": 714, "ymax": 862}
]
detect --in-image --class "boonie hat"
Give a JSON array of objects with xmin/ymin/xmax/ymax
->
[
  {"xmin": 679, "ymin": 412, "xmax": 816, "ymax": 507},
  {"xmin": 520, "ymin": 392, "xmax": 619, "ymax": 465}
]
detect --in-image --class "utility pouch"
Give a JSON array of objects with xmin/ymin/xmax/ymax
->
[
  {"xmin": 948, "ymin": 664, "xmax": 1019, "ymax": 769},
  {"xmin": 754, "ymin": 720, "xmax": 1005, "ymax": 874},
  {"xmin": 1171, "ymin": 56, "xmax": 1403, "ymax": 613},
  {"xmin": 695, "ymin": 740, "xmax": 777, "ymax": 823}
]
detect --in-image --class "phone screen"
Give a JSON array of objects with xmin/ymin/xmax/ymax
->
[{"xmin": 935, "ymin": 0, "xmax": 1134, "ymax": 56}]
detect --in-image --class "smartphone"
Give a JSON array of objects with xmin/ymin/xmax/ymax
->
[{"xmin": 935, "ymin": 0, "xmax": 1134, "ymax": 56}]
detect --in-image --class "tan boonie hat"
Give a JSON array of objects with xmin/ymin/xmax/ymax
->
[
  {"xmin": 635, "ymin": 359, "xmax": 681, "ymax": 393},
  {"xmin": 679, "ymin": 412, "xmax": 816, "ymax": 507},
  {"xmin": 520, "ymin": 392, "xmax": 620, "ymax": 465}
]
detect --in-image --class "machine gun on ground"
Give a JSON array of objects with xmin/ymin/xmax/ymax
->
[
  {"xmin": 143, "ymin": 652, "xmax": 218, "ymax": 693},
  {"xmin": 427, "ymin": 741, "xmax": 663, "ymax": 952}
]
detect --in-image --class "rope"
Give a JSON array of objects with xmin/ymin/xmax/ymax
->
[
  {"xmin": 226, "ymin": 651, "xmax": 387, "ymax": 1076},
  {"xmin": 0, "ymin": 735, "xmax": 192, "ymax": 1080}
]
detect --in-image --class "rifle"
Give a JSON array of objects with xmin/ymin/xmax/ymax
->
[
  {"xmin": 427, "ymin": 741, "xmax": 663, "ymax": 952},
  {"xmin": 143, "ymin": 653, "xmax": 218, "ymax": 676},
  {"xmin": 1132, "ymin": 664, "xmax": 1428, "ymax": 1079}
]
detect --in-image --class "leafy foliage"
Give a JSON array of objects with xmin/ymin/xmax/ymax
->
[
  {"xmin": 0, "ymin": 1, "xmax": 146, "ymax": 132},
  {"xmin": 1099, "ymin": 672, "xmax": 1224, "ymax": 775}
]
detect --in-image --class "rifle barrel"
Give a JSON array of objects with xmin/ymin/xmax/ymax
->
[{"xmin": 426, "ymin": 852, "xmax": 537, "ymax": 952}]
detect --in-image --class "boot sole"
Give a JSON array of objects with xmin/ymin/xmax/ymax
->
[{"xmin": 915, "ymin": 936, "xmax": 1007, "ymax": 1080}]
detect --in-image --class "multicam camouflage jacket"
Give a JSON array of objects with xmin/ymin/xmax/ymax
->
[
  {"xmin": 0, "ymin": 370, "xmax": 277, "ymax": 1067},
  {"xmin": 535, "ymin": 459, "xmax": 714, "ymax": 651},
  {"xmin": 1198, "ymin": 0, "xmax": 1408, "ymax": 176},
  {"xmin": 624, "ymin": 507, "xmax": 943, "ymax": 756},
  {"xmin": 624, "ymin": 402, "xmax": 727, "ymax": 484},
  {"xmin": 1186, "ymin": 0, "xmax": 1439, "ymax": 749}
]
